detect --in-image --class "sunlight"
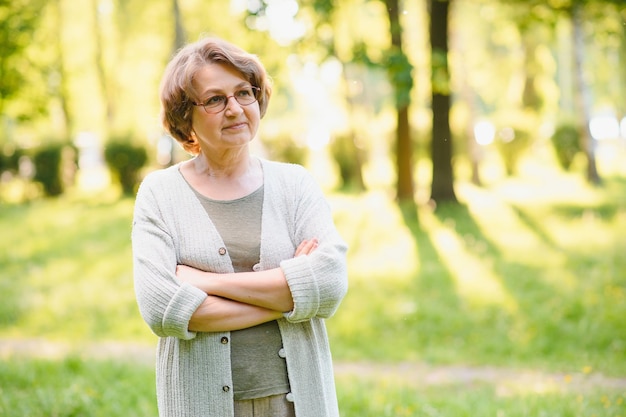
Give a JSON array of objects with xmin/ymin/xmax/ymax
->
[
  {"xmin": 457, "ymin": 182, "xmax": 579, "ymax": 290},
  {"xmin": 332, "ymin": 192, "xmax": 417, "ymax": 281},
  {"xmin": 420, "ymin": 209, "xmax": 518, "ymax": 312}
]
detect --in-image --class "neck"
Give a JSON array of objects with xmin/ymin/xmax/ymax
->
[{"xmin": 194, "ymin": 148, "xmax": 251, "ymax": 179}]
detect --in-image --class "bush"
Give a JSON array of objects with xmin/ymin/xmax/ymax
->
[
  {"xmin": 0, "ymin": 145, "xmax": 23, "ymax": 175},
  {"xmin": 104, "ymin": 139, "xmax": 148, "ymax": 196},
  {"xmin": 494, "ymin": 126, "xmax": 531, "ymax": 176},
  {"xmin": 551, "ymin": 123, "xmax": 581, "ymax": 171},
  {"xmin": 32, "ymin": 143, "xmax": 76, "ymax": 197},
  {"xmin": 329, "ymin": 134, "xmax": 366, "ymax": 192}
]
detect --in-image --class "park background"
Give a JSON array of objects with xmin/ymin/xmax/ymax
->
[{"xmin": 1, "ymin": 0, "xmax": 625, "ymax": 416}]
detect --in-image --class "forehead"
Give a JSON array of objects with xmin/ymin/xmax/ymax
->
[{"xmin": 192, "ymin": 63, "xmax": 248, "ymax": 94}]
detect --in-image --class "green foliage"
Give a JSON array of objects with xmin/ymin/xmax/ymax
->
[
  {"xmin": 551, "ymin": 123, "xmax": 582, "ymax": 170},
  {"xmin": 0, "ymin": 145, "xmax": 24, "ymax": 174},
  {"xmin": 32, "ymin": 143, "xmax": 76, "ymax": 197},
  {"xmin": 494, "ymin": 126, "xmax": 531, "ymax": 176},
  {"xmin": 104, "ymin": 138, "xmax": 148, "ymax": 196},
  {"xmin": 0, "ymin": 0, "xmax": 45, "ymax": 106},
  {"xmin": 431, "ymin": 48, "xmax": 451, "ymax": 95},
  {"xmin": 383, "ymin": 47, "xmax": 414, "ymax": 108},
  {"xmin": 262, "ymin": 134, "xmax": 308, "ymax": 166},
  {"xmin": 329, "ymin": 134, "xmax": 366, "ymax": 192},
  {"xmin": 491, "ymin": 112, "xmax": 535, "ymax": 176}
]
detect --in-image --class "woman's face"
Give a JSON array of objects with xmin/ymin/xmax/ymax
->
[{"xmin": 190, "ymin": 63, "xmax": 261, "ymax": 156}]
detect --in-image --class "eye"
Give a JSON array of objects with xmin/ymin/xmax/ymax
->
[
  {"xmin": 236, "ymin": 88, "xmax": 253, "ymax": 97},
  {"xmin": 203, "ymin": 95, "xmax": 226, "ymax": 106}
]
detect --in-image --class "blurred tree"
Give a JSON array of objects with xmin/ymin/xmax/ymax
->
[
  {"xmin": 171, "ymin": 0, "xmax": 186, "ymax": 52},
  {"xmin": 306, "ymin": 0, "xmax": 367, "ymax": 191},
  {"xmin": 505, "ymin": 0, "xmax": 624, "ymax": 185},
  {"xmin": 0, "ymin": 0, "xmax": 45, "ymax": 133},
  {"xmin": 428, "ymin": 0, "xmax": 457, "ymax": 203},
  {"xmin": 51, "ymin": 0, "xmax": 72, "ymax": 138},
  {"xmin": 383, "ymin": 0, "xmax": 415, "ymax": 203},
  {"xmin": 90, "ymin": 0, "xmax": 115, "ymax": 131},
  {"xmin": 244, "ymin": 0, "xmax": 367, "ymax": 191}
]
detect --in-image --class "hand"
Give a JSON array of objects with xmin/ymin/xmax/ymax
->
[{"xmin": 295, "ymin": 238, "xmax": 318, "ymax": 257}]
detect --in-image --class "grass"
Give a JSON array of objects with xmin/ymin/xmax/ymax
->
[
  {"xmin": 0, "ymin": 357, "xmax": 623, "ymax": 417},
  {"xmin": 0, "ymin": 357, "xmax": 157, "ymax": 417},
  {"xmin": 1, "ymin": 168, "xmax": 625, "ymax": 415},
  {"xmin": 329, "ymin": 174, "xmax": 626, "ymax": 377}
]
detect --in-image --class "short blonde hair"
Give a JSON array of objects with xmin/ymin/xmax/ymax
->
[{"xmin": 159, "ymin": 37, "xmax": 272, "ymax": 154}]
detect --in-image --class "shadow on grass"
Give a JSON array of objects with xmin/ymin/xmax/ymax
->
[{"xmin": 395, "ymin": 195, "xmax": 626, "ymax": 371}]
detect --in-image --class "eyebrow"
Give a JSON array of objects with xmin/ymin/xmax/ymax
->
[{"xmin": 199, "ymin": 82, "xmax": 252, "ymax": 97}]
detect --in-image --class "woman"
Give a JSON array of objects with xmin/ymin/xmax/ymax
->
[{"xmin": 132, "ymin": 37, "xmax": 348, "ymax": 417}]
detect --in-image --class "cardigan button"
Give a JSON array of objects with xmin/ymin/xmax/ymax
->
[
  {"xmin": 286, "ymin": 392, "xmax": 294, "ymax": 402},
  {"xmin": 221, "ymin": 336, "xmax": 229, "ymax": 344},
  {"xmin": 252, "ymin": 263, "xmax": 261, "ymax": 272},
  {"xmin": 222, "ymin": 385, "xmax": 230, "ymax": 392},
  {"xmin": 218, "ymin": 247, "xmax": 227, "ymax": 255},
  {"xmin": 278, "ymin": 348, "xmax": 286, "ymax": 358}
]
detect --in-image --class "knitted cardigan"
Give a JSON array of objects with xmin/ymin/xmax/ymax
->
[{"xmin": 132, "ymin": 159, "xmax": 348, "ymax": 417}]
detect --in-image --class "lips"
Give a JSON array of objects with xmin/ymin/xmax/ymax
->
[{"xmin": 223, "ymin": 122, "xmax": 247, "ymax": 130}]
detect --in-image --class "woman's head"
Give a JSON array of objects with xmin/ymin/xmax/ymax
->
[{"xmin": 159, "ymin": 37, "xmax": 272, "ymax": 154}]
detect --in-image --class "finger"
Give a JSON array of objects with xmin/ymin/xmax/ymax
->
[{"xmin": 295, "ymin": 238, "xmax": 318, "ymax": 256}]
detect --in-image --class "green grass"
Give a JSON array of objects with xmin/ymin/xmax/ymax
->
[
  {"xmin": 328, "ymin": 174, "xmax": 626, "ymax": 375},
  {"xmin": 0, "ymin": 357, "xmax": 157, "ymax": 417},
  {"xmin": 336, "ymin": 375, "xmax": 625, "ymax": 417},
  {"xmin": 1, "ymin": 171, "xmax": 625, "ymax": 415},
  {"xmin": 0, "ymin": 357, "xmax": 623, "ymax": 417}
]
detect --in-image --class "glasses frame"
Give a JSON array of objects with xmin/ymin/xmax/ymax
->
[{"xmin": 192, "ymin": 86, "xmax": 261, "ymax": 114}]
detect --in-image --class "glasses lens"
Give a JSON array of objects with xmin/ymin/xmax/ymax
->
[
  {"xmin": 234, "ymin": 87, "xmax": 259, "ymax": 106},
  {"xmin": 197, "ymin": 87, "xmax": 260, "ymax": 113}
]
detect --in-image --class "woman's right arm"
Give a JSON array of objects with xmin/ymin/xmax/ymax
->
[
  {"xmin": 187, "ymin": 296, "xmax": 283, "ymax": 332},
  {"xmin": 132, "ymin": 181, "xmax": 208, "ymax": 340}
]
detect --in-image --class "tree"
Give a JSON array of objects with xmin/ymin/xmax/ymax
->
[
  {"xmin": 428, "ymin": 0, "xmax": 457, "ymax": 203},
  {"xmin": 570, "ymin": 0, "xmax": 600, "ymax": 184},
  {"xmin": 383, "ymin": 0, "xmax": 415, "ymax": 203},
  {"xmin": 0, "ymin": 0, "xmax": 45, "ymax": 127}
]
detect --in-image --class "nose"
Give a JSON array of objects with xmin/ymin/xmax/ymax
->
[{"xmin": 224, "ymin": 95, "xmax": 243, "ymax": 115}]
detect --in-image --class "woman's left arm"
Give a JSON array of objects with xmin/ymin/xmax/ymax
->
[
  {"xmin": 278, "ymin": 169, "xmax": 348, "ymax": 322},
  {"xmin": 176, "ymin": 238, "xmax": 319, "ymax": 313}
]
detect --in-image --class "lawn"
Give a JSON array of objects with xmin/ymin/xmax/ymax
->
[{"xmin": 0, "ymin": 169, "xmax": 625, "ymax": 416}]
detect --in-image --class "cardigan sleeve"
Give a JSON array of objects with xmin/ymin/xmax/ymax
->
[
  {"xmin": 279, "ymin": 167, "xmax": 348, "ymax": 322},
  {"xmin": 132, "ymin": 174, "xmax": 207, "ymax": 340}
]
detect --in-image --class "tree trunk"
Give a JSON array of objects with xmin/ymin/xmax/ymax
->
[
  {"xmin": 90, "ymin": 0, "xmax": 114, "ymax": 130},
  {"xmin": 384, "ymin": 0, "xmax": 415, "ymax": 202},
  {"xmin": 172, "ymin": 0, "xmax": 186, "ymax": 52},
  {"xmin": 429, "ymin": 0, "xmax": 457, "ymax": 203},
  {"xmin": 572, "ymin": 2, "xmax": 601, "ymax": 185},
  {"xmin": 53, "ymin": 0, "xmax": 72, "ymax": 138},
  {"xmin": 339, "ymin": 63, "xmax": 366, "ymax": 192}
]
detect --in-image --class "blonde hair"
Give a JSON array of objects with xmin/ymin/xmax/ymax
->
[{"xmin": 159, "ymin": 37, "xmax": 272, "ymax": 154}]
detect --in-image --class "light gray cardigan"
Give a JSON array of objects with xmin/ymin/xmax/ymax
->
[{"xmin": 132, "ymin": 159, "xmax": 348, "ymax": 417}]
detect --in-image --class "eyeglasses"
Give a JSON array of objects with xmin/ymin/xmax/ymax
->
[{"xmin": 192, "ymin": 86, "xmax": 261, "ymax": 114}]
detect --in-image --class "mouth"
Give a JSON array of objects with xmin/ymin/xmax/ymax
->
[{"xmin": 223, "ymin": 122, "xmax": 247, "ymax": 130}]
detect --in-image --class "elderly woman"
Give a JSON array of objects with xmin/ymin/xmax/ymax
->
[{"xmin": 131, "ymin": 37, "xmax": 348, "ymax": 417}]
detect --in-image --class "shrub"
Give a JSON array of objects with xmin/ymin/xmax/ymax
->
[
  {"xmin": 551, "ymin": 123, "xmax": 581, "ymax": 171},
  {"xmin": 495, "ymin": 127, "xmax": 531, "ymax": 176},
  {"xmin": 329, "ymin": 134, "xmax": 366, "ymax": 192},
  {"xmin": 32, "ymin": 143, "xmax": 76, "ymax": 196},
  {"xmin": 104, "ymin": 139, "xmax": 148, "ymax": 196},
  {"xmin": 0, "ymin": 145, "xmax": 23, "ymax": 175}
]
